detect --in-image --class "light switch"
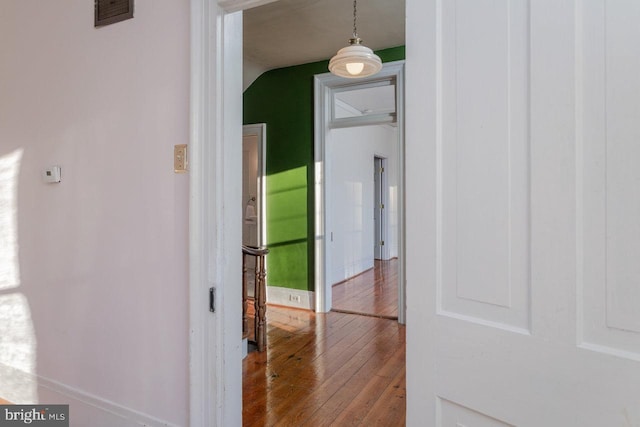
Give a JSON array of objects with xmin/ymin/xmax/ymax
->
[
  {"xmin": 42, "ymin": 166, "xmax": 61, "ymax": 183},
  {"xmin": 174, "ymin": 144, "xmax": 188, "ymax": 173}
]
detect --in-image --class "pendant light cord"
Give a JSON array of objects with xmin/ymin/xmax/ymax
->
[{"xmin": 352, "ymin": 0, "xmax": 358, "ymax": 39}]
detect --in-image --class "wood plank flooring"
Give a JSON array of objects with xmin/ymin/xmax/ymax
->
[
  {"xmin": 243, "ymin": 306, "xmax": 406, "ymax": 426},
  {"xmin": 332, "ymin": 259, "xmax": 398, "ymax": 318}
]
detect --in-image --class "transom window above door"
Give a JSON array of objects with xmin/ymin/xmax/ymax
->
[{"xmin": 331, "ymin": 78, "xmax": 397, "ymax": 127}]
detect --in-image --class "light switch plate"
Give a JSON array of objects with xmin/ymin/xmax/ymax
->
[{"xmin": 174, "ymin": 144, "xmax": 188, "ymax": 173}]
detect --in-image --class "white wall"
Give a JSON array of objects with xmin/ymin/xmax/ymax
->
[
  {"xmin": 242, "ymin": 59, "xmax": 269, "ymax": 92},
  {"xmin": 326, "ymin": 122, "xmax": 398, "ymax": 285},
  {"xmin": 0, "ymin": 1, "xmax": 189, "ymax": 425}
]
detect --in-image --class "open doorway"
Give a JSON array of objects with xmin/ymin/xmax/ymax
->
[
  {"xmin": 374, "ymin": 156, "xmax": 387, "ymax": 261},
  {"xmin": 188, "ymin": 0, "xmax": 405, "ymax": 424},
  {"xmin": 326, "ymin": 124, "xmax": 399, "ymax": 318},
  {"xmin": 242, "ymin": 124, "xmax": 266, "ymax": 301},
  {"xmin": 314, "ymin": 62, "xmax": 406, "ymax": 322}
]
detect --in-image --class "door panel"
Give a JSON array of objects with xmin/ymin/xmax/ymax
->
[
  {"xmin": 406, "ymin": 0, "xmax": 640, "ymax": 425},
  {"xmin": 579, "ymin": 0, "xmax": 640, "ymax": 358},
  {"xmin": 440, "ymin": 0, "xmax": 530, "ymax": 332}
]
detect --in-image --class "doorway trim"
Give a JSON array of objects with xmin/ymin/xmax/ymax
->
[
  {"xmin": 313, "ymin": 61, "xmax": 406, "ymax": 323},
  {"xmin": 189, "ymin": 1, "xmax": 250, "ymax": 426}
]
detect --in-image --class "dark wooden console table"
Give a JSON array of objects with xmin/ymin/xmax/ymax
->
[{"xmin": 242, "ymin": 245, "xmax": 269, "ymax": 352}]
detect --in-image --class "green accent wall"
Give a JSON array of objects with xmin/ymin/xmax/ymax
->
[{"xmin": 243, "ymin": 46, "xmax": 405, "ymax": 292}]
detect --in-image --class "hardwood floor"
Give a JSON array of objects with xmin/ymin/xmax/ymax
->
[
  {"xmin": 243, "ymin": 306, "xmax": 406, "ymax": 426},
  {"xmin": 332, "ymin": 259, "xmax": 398, "ymax": 318}
]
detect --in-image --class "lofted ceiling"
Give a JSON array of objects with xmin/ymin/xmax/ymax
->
[{"xmin": 243, "ymin": 0, "xmax": 405, "ymax": 88}]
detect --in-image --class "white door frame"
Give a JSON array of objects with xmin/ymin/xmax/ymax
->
[
  {"xmin": 188, "ymin": 1, "xmax": 252, "ymax": 425},
  {"xmin": 313, "ymin": 62, "xmax": 406, "ymax": 323},
  {"xmin": 190, "ymin": 1, "xmax": 278, "ymax": 425}
]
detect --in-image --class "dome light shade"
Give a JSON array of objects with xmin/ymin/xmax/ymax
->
[
  {"xmin": 329, "ymin": 41, "xmax": 382, "ymax": 78},
  {"xmin": 329, "ymin": 0, "xmax": 382, "ymax": 79}
]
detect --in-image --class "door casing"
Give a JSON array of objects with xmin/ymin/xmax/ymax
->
[{"xmin": 313, "ymin": 62, "xmax": 406, "ymax": 323}]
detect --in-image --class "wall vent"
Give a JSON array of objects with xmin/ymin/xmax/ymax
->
[{"xmin": 95, "ymin": 0, "xmax": 133, "ymax": 27}]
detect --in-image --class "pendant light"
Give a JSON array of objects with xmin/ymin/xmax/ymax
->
[{"xmin": 329, "ymin": 0, "xmax": 382, "ymax": 78}]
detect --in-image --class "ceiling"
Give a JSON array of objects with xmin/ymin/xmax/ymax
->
[{"xmin": 243, "ymin": 0, "xmax": 405, "ymax": 82}]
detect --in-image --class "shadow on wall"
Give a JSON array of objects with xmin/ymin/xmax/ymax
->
[{"xmin": 0, "ymin": 148, "xmax": 38, "ymax": 403}]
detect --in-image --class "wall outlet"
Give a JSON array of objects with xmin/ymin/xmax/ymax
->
[{"xmin": 289, "ymin": 294, "xmax": 301, "ymax": 303}]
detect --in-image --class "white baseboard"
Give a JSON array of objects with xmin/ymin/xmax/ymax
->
[
  {"xmin": 38, "ymin": 376, "xmax": 181, "ymax": 427},
  {"xmin": 0, "ymin": 363, "xmax": 180, "ymax": 427},
  {"xmin": 266, "ymin": 286, "xmax": 314, "ymax": 310}
]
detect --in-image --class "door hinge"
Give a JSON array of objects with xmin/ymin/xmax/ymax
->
[
  {"xmin": 380, "ymin": 240, "xmax": 385, "ymax": 246},
  {"xmin": 380, "ymin": 203, "xmax": 385, "ymax": 209},
  {"xmin": 380, "ymin": 167, "xmax": 384, "ymax": 173},
  {"xmin": 209, "ymin": 287, "xmax": 215, "ymax": 312}
]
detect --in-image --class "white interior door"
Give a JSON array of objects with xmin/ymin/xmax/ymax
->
[
  {"xmin": 242, "ymin": 133, "xmax": 259, "ymax": 247},
  {"xmin": 242, "ymin": 124, "xmax": 266, "ymax": 249},
  {"xmin": 406, "ymin": 0, "xmax": 640, "ymax": 425}
]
